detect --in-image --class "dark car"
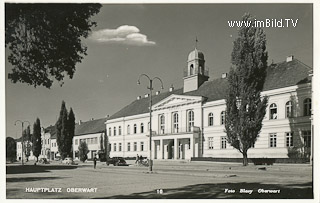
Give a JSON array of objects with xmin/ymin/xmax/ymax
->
[
  {"xmin": 39, "ymin": 158, "xmax": 49, "ymax": 164},
  {"xmin": 106, "ymin": 157, "xmax": 128, "ymax": 166}
]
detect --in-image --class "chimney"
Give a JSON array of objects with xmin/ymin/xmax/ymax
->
[
  {"xmin": 90, "ymin": 118, "xmax": 94, "ymax": 121},
  {"xmin": 169, "ymin": 85, "xmax": 174, "ymax": 92},
  {"xmin": 221, "ymin": 73, "xmax": 228, "ymax": 79},
  {"xmin": 78, "ymin": 120, "xmax": 82, "ymax": 125},
  {"xmin": 155, "ymin": 91, "xmax": 160, "ymax": 95},
  {"xmin": 286, "ymin": 55, "xmax": 294, "ymax": 62},
  {"xmin": 144, "ymin": 94, "xmax": 149, "ymax": 98},
  {"xmin": 137, "ymin": 96, "xmax": 141, "ymax": 100}
]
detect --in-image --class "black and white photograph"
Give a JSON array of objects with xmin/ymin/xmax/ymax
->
[{"xmin": 2, "ymin": 1, "xmax": 319, "ymax": 201}]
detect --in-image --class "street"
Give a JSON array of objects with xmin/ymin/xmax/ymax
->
[{"xmin": 6, "ymin": 160, "xmax": 313, "ymax": 199}]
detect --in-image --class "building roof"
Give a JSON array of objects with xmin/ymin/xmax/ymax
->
[
  {"xmin": 74, "ymin": 117, "xmax": 107, "ymax": 136},
  {"xmin": 108, "ymin": 58, "xmax": 311, "ymax": 121},
  {"xmin": 45, "ymin": 125, "xmax": 57, "ymax": 139}
]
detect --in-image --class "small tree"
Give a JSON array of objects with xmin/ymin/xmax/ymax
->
[
  {"xmin": 32, "ymin": 118, "xmax": 42, "ymax": 161},
  {"xmin": 225, "ymin": 13, "xmax": 268, "ymax": 166},
  {"xmin": 23, "ymin": 126, "xmax": 32, "ymax": 161},
  {"xmin": 6, "ymin": 137, "xmax": 16, "ymax": 162},
  {"xmin": 78, "ymin": 141, "xmax": 89, "ymax": 163},
  {"xmin": 56, "ymin": 101, "xmax": 69, "ymax": 159},
  {"xmin": 66, "ymin": 108, "xmax": 75, "ymax": 158}
]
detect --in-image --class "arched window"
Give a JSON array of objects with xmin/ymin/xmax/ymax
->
[
  {"xmin": 190, "ymin": 64, "xmax": 194, "ymax": 75},
  {"xmin": 159, "ymin": 115, "xmax": 165, "ymax": 134},
  {"xmin": 140, "ymin": 123, "xmax": 144, "ymax": 133},
  {"xmin": 187, "ymin": 110, "xmax": 194, "ymax": 132},
  {"xmin": 118, "ymin": 126, "xmax": 122, "ymax": 135},
  {"xmin": 220, "ymin": 111, "xmax": 225, "ymax": 125},
  {"xmin": 208, "ymin": 113, "xmax": 214, "ymax": 126},
  {"xmin": 127, "ymin": 125, "xmax": 130, "ymax": 135},
  {"xmin": 304, "ymin": 98, "xmax": 312, "ymax": 116},
  {"xmin": 286, "ymin": 101, "xmax": 293, "ymax": 118},
  {"xmin": 133, "ymin": 124, "xmax": 137, "ymax": 134},
  {"xmin": 270, "ymin": 103, "xmax": 277, "ymax": 120},
  {"xmin": 113, "ymin": 127, "xmax": 116, "ymax": 136},
  {"xmin": 172, "ymin": 113, "xmax": 179, "ymax": 133}
]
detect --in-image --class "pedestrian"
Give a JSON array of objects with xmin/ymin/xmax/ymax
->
[
  {"xmin": 93, "ymin": 156, "xmax": 97, "ymax": 169},
  {"xmin": 135, "ymin": 154, "xmax": 139, "ymax": 164}
]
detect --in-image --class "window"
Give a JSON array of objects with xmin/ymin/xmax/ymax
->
[
  {"xmin": 113, "ymin": 127, "xmax": 116, "ymax": 136},
  {"xmin": 172, "ymin": 113, "xmax": 179, "ymax": 133},
  {"xmin": 270, "ymin": 103, "xmax": 277, "ymax": 120},
  {"xmin": 140, "ymin": 142, "xmax": 144, "ymax": 151},
  {"xmin": 286, "ymin": 101, "xmax": 293, "ymax": 118},
  {"xmin": 119, "ymin": 143, "xmax": 122, "ymax": 151},
  {"xmin": 187, "ymin": 110, "xmax": 194, "ymax": 132},
  {"xmin": 134, "ymin": 124, "xmax": 137, "ymax": 134},
  {"xmin": 140, "ymin": 123, "xmax": 144, "ymax": 133},
  {"xmin": 108, "ymin": 127, "xmax": 111, "ymax": 136},
  {"xmin": 190, "ymin": 64, "xmax": 194, "ymax": 75},
  {"xmin": 134, "ymin": 142, "xmax": 137, "ymax": 151},
  {"xmin": 286, "ymin": 132, "xmax": 293, "ymax": 147},
  {"xmin": 159, "ymin": 114, "xmax": 165, "ymax": 134},
  {"xmin": 127, "ymin": 142, "xmax": 131, "ymax": 151},
  {"xmin": 221, "ymin": 136, "xmax": 227, "ymax": 149},
  {"xmin": 119, "ymin": 126, "xmax": 122, "ymax": 135},
  {"xmin": 304, "ymin": 98, "xmax": 312, "ymax": 116},
  {"xmin": 269, "ymin": 133, "xmax": 277, "ymax": 147},
  {"xmin": 88, "ymin": 138, "xmax": 91, "ymax": 145},
  {"xmin": 94, "ymin": 137, "xmax": 97, "ymax": 144},
  {"xmin": 75, "ymin": 139, "xmax": 78, "ymax": 145},
  {"xmin": 208, "ymin": 113, "xmax": 214, "ymax": 126},
  {"xmin": 220, "ymin": 111, "xmax": 225, "ymax": 125},
  {"xmin": 208, "ymin": 137, "xmax": 214, "ymax": 149},
  {"xmin": 303, "ymin": 130, "xmax": 311, "ymax": 147},
  {"xmin": 127, "ymin": 125, "xmax": 130, "ymax": 134},
  {"xmin": 113, "ymin": 143, "xmax": 117, "ymax": 151}
]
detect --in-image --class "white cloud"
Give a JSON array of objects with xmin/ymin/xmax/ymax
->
[{"xmin": 90, "ymin": 25, "xmax": 156, "ymax": 46}]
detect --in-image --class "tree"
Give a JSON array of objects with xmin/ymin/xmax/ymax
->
[
  {"xmin": 56, "ymin": 101, "xmax": 69, "ymax": 159},
  {"xmin": 23, "ymin": 125, "xmax": 32, "ymax": 161},
  {"xmin": 225, "ymin": 13, "xmax": 268, "ymax": 166},
  {"xmin": 6, "ymin": 137, "xmax": 16, "ymax": 163},
  {"xmin": 56, "ymin": 101, "xmax": 76, "ymax": 159},
  {"xmin": 5, "ymin": 3, "xmax": 101, "ymax": 88},
  {"xmin": 78, "ymin": 141, "xmax": 89, "ymax": 163},
  {"xmin": 32, "ymin": 118, "xmax": 42, "ymax": 162}
]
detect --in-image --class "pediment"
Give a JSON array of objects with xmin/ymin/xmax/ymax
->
[{"xmin": 152, "ymin": 94, "xmax": 203, "ymax": 110}]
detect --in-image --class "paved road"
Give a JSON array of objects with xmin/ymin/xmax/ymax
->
[{"xmin": 6, "ymin": 160, "xmax": 313, "ymax": 199}]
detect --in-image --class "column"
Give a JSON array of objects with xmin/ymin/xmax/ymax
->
[
  {"xmin": 160, "ymin": 139, "xmax": 163, "ymax": 160},
  {"xmin": 174, "ymin": 138, "xmax": 179, "ymax": 160},
  {"xmin": 152, "ymin": 140, "xmax": 156, "ymax": 159},
  {"xmin": 190, "ymin": 137, "xmax": 194, "ymax": 158}
]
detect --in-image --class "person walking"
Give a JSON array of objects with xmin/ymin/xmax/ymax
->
[
  {"xmin": 93, "ymin": 156, "xmax": 97, "ymax": 169},
  {"xmin": 135, "ymin": 154, "xmax": 139, "ymax": 164}
]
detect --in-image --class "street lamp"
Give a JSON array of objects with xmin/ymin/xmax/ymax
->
[
  {"xmin": 15, "ymin": 120, "xmax": 30, "ymax": 165},
  {"xmin": 137, "ymin": 74, "xmax": 164, "ymax": 172}
]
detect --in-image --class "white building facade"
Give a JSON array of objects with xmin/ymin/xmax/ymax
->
[{"xmin": 107, "ymin": 48, "xmax": 312, "ymax": 160}]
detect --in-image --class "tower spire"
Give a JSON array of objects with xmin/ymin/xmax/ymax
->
[{"xmin": 195, "ymin": 36, "xmax": 198, "ymax": 49}]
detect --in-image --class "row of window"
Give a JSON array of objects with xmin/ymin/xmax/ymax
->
[
  {"xmin": 109, "ymin": 123, "xmax": 150, "ymax": 136},
  {"xmin": 158, "ymin": 110, "xmax": 195, "ymax": 134},
  {"xmin": 208, "ymin": 136, "xmax": 227, "ymax": 149},
  {"xmin": 112, "ymin": 141, "xmax": 145, "ymax": 152},
  {"xmin": 75, "ymin": 137, "xmax": 98, "ymax": 145},
  {"xmin": 207, "ymin": 98, "xmax": 312, "ymax": 126},
  {"xmin": 51, "ymin": 142, "xmax": 57, "ymax": 147}
]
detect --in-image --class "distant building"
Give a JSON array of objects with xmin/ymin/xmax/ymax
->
[{"xmin": 106, "ymin": 48, "xmax": 312, "ymax": 160}]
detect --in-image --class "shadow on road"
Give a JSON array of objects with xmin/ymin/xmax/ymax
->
[
  {"xmin": 6, "ymin": 165, "xmax": 78, "ymax": 174},
  {"xmin": 6, "ymin": 176, "xmax": 64, "ymax": 182},
  {"xmin": 98, "ymin": 182, "xmax": 313, "ymax": 199}
]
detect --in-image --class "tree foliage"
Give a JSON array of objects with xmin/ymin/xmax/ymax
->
[
  {"xmin": 32, "ymin": 118, "xmax": 42, "ymax": 161},
  {"xmin": 78, "ymin": 141, "xmax": 89, "ymax": 163},
  {"xmin": 23, "ymin": 125, "xmax": 32, "ymax": 160},
  {"xmin": 56, "ymin": 101, "xmax": 75, "ymax": 159},
  {"xmin": 6, "ymin": 137, "xmax": 17, "ymax": 162},
  {"xmin": 5, "ymin": 3, "xmax": 102, "ymax": 88},
  {"xmin": 225, "ymin": 13, "xmax": 268, "ymax": 166}
]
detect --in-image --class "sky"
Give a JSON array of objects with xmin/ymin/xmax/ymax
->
[{"xmin": 4, "ymin": 3, "xmax": 313, "ymax": 139}]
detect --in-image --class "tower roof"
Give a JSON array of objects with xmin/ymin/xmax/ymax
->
[{"xmin": 188, "ymin": 48, "xmax": 204, "ymax": 62}]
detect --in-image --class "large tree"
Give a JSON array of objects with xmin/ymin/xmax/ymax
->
[
  {"xmin": 5, "ymin": 3, "xmax": 101, "ymax": 88},
  {"xmin": 56, "ymin": 101, "xmax": 76, "ymax": 159},
  {"xmin": 32, "ymin": 118, "xmax": 42, "ymax": 162},
  {"xmin": 6, "ymin": 137, "xmax": 17, "ymax": 163},
  {"xmin": 225, "ymin": 13, "xmax": 268, "ymax": 166}
]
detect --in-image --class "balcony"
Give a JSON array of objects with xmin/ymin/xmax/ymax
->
[{"xmin": 150, "ymin": 126, "xmax": 201, "ymax": 136}]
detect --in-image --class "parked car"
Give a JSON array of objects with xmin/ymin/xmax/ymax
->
[
  {"xmin": 106, "ymin": 157, "xmax": 128, "ymax": 166},
  {"xmin": 62, "ymin": 157, "xmax": 75, "ymax": 165},
  {"xmin": 39, "ymin": 158, "xmax": 49, "ymax": 164}
]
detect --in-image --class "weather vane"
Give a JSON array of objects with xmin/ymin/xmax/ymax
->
[{"xmin": 195, "ymin": 36, "xmax": 198, "ymax": 49}]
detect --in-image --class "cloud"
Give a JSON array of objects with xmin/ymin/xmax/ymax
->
[{"xmin": 90, "ymin": 25, "xmax": 156, "ymax": 46}]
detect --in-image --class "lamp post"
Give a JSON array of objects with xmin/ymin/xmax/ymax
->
[
  {"xmin": 15, "ymin": 120, "xmax": 30, "ymax": 165},
  {"xmin": 137, "ymin": 74, "xmax": 164, "ymax": 172}
]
